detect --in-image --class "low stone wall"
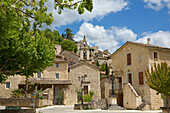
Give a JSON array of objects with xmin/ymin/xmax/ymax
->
[
  {"xmin": 91, "ymin": 99, "xmax": 107, "ymax": 109},
  {"xmin": 0, "ymin": 98, "xmax": 39, "ymax": 108},
  {"xmin": 74, "ymin": 99, "xmax": 107, "ymax": 110},
  {"xmin": 0, "ymin": 109, "xmax": 35, "ymax": 113}
]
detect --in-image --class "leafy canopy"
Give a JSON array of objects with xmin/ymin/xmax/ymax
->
[
  {"xmin": 145, "ymin": 63, "xmax": 170, "ymax": 97},
  {"xmin": 0, "ymin": 0, "xmax": 93, "ymax": 83}
]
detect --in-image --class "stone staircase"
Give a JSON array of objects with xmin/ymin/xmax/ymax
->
[
  {"xmin": 109, "ymin": 104, "xmax": 125, "ymax": 110},
  {"xmin": 136, "ymin": 98, "xmax": 146, "ymax": 110}
]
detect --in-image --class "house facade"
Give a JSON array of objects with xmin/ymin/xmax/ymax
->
[
  {"xmin": 65, "ymin": 61, "xmax": 101, "ymax": 105},
  {"xmin": 111, "ymin": 41, "xmax": 170, "ymax": 110}
]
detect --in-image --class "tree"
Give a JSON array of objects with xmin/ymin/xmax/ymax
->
[
  {"xmin": 64, "ymin": 28, "xmax": 74, "ymax": 41},
  {"xmin": 96, "ymin": 60, "xmax": 100, "ymax": 67},
  {"xmin": 0, "ymin": 0, "xmax": 93, "ymax": 83},
  {"xmin": 145, "ymin": 63, "xmax": 170, "ymax": 112},
  {"xmin": 105, "ymin": 62, "xmax": 109, "ymax": 76},
  {"xmin": 61, "ymin": 40, "xmax": 77, "ymax": 53}
]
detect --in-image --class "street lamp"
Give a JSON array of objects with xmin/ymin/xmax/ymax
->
[
  {"xmin": 78, "ymin": 75, "xmax": 86, "ymax": 104},
  {"xmin": 109, "ymin": 71, "xmax": 118, "ymax": 96}
]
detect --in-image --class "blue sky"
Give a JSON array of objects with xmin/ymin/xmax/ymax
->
[{"xmin": 45, "ymin": 0, "xmax": 170, "ymax": 53}]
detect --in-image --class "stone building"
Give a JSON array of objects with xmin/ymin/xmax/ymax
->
[
  {"xmin": 110, "ymin": 41, "xmax": 170, "ymax": 110},
  {"xmin": 0, "ymin": 43, "xmax": 102, "ymax": 106},
  {"xmin": 65, "ymin": 61, "xmax": 101, "ymax": 105},
  {"xmin": 61, "ymin": 49, "xmax": 80, "ymax": 66}
]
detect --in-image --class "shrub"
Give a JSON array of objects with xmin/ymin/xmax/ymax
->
[
  {"xmin": 82, "ymin": 94, "xmax": 92, "ymax": 102},
  {"xmin": 11, "ymin": 89, "xmax": 24, "ymax": 98}
]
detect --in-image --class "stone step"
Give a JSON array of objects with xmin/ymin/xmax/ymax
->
[{"xmin": 109, "ymin": 104, "xmax": 125, "ymax": 110}]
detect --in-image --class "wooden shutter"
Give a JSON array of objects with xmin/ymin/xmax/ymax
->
[
  {"xmin": 139, "ymin": 72, "xmax": 144, "ymax": 85},
  {"xmin": 127, "ymin": 53, "xmax": 131, "ymax": 65}
]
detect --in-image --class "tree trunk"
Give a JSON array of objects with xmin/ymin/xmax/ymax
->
[
  {"xmin": 167, "ymin": 96, "xmax": 169, "ymax": 113},
  {"xmin": 25, "ymin": 77, "xmax": 29, "ymax": 98}
]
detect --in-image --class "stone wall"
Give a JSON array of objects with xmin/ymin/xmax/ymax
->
[
  {"xmin": 0, "ymin": 75, "xmax": 21, "ymax": 98},
  {"xmin": 65, "ymin": 62, "xmax": 101, "ymax": 105},
  {"xmin": 0, "ymin": 109, "xmax": 35, "ymax": 113},
  {"xmin": 0, "ymin": 98, "xmax": 39, "ymax": 108},
  {"xmin": 123, "ymin": 83, "xmax": 142, "ymax": 109}
]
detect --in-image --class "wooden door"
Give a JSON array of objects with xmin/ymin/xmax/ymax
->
[
  {"xmin": 118, "ymin": 77, "xmax": 122, "ymax": 89},
  {"xmin": 117, "ymin": 93, "xmax": 123, "ymax": 107},
  {"xmin": 54, "ymin": 86, "xmax": 59, "ymax": 104}
]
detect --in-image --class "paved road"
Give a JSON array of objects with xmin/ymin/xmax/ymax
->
[{"xmin": 37, "ymin": 105, "xmax": 162, "ymax": 113}]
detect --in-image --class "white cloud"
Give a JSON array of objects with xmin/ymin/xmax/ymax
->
[
  {"xmin": 136, "ymin": 31, "xmax": 170, "ymax": 48},
  {"xmin": 43, "ymin": 0, "xmax": 128, "ymax": 30},
  {"xmin": 74, "ymin": 23, "xmax": 137, "ymax": 53},
  {"xmin": 75, "ymin": 23, "xmax": 170, "ymax": 53},
  {"xmin": 143, "ymin": 0, "xmax": 170, "ymax": 11}
]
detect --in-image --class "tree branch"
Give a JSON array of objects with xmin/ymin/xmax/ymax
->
[
  {"xmin": 0, "ymin": 59, "xmax": 16, "ymax": 71},
  {"xmin": 55, "ymin": 0, "xmax": 83, "ymax": 8}
]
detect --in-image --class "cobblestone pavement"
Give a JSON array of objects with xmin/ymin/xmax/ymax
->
[{"xmin": 37, "ymin": 105, "xmax": 162, "ymax": 113}]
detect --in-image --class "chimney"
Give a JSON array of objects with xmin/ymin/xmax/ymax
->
[{"xmin": 147, "ymin": 38, "xmax": 150, "ymax": 44}]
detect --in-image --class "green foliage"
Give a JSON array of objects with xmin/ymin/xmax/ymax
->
[
  {"xmin": 39, "ymin": 96, "xmax": 44, "ymax": 99},
  {"xmin": 89, "ymin": 91, "xmax": 94, "ymax": 96},
  {"xmin": 100, "ymin": 63, "xmax": 105, "ymax": 71},
  {"xmin": 100, "ymin": 63, "xmax": 109, "ymax": 75},
  {"xmin": 82, "ymin": 94, "xmax": 92, "ymax": 102},
  {"xmin": 64, "ymin": 28, "xmax": 74, "ymax": 41},
  {"xmin": 105, "ymin": 62, "xmax": 109, "ymax": 75},
  {"xmin": 145, "ymin": 63, "xmax": 170, "ymax": 97},
  {"xmin": 0, "ymin": 0, "xmax": 93, "ymax": 83},
  {"xmin": 82, "ymin": 91, "xmax": 94, "ymax": 102},
  {"xmin": 61, "ymin": 40, "xmax": 77, "ymax": 53},
  {"xmin": 11, "ymin": 89, "xmax": 24, "ymax": 98},
  {"xmin": 96, "ymin": 60, "xmax": 100, "ymax": 67},
  {"xmin": 76, "ymin": 89, "xmax": 82, "ymax": 102},
  {"xmin": 100, "ymin": 75, "xmax": 106, "ymax": 78},
  {"xmin": 54, "ymin": 0, "xmax": 93, "ymax": 14}
]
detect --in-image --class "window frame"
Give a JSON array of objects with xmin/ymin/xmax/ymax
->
[
  {"xmin": 37, "ymin": 71, "xmax": 41, "ymax": 79},
  {"xmin": 127, "ymin": 72, "xmax": 133, "ymax": 85},
  {"xmin": 153, "ymin": 51, "xmax": 158, "ymax": 61},
  {"xmin": 127, "ymin": 53, "xmax": 132, "ymax": 65},
  {"xmin": 56, "ymin": 64, "xmax": 59, "ymax": 67},
  {"xmin": 56, "ymin": 73, "xmax": 59, "ymax": 79},
  {"xmin": 139, "ymin": 72, "xmax": 144, "ymax": 85},
  {"xmin": 5, "ymin": 82, "xmax": 10, "ymax": 89}
]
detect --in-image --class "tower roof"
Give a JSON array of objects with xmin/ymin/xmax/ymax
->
[{"xmin": 83, "ymin": 35, "xmax": 87, "ymax": 42}]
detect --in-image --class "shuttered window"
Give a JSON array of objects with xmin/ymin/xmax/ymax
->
[
  {"xmin": 139, "ymin": 72, "xmax": 144, "ymax": 85},
  {"xmin": 154, "ymin": 52, "xmax": 158, "ymax": 61},
  {"xmin": 127, "ymin": 53, "xmax": 131, "ymax": 65},
  {"xmin": 83, "ymin": 86, "xmax": 88, "ymax": 95}
]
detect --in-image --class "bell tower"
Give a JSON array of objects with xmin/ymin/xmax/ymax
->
[{"xmin": 80, "ymin": 35, "xmax": 90, "ymax": 60}]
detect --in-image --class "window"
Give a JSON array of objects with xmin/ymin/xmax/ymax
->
[
  {"xmin": 6, "ymin": 82, "xmax": 10, "ymax": 89},
  {"xmin": 56, "ymin": 64, "xmax": 59, "ymax": 67},
  {"xmin": 83, "ymin": 86, "xmax": 88, "ymax": 95},
  {"xmin": 139, "ymin": 72, "xmax": 144, "ymax": 85},
  {"xmin": 128, "ymin": 73, "xmax": 132, "ymax": 85},
  {"xmin": 154, "ymin": 52, "xmax": 158, "ymax": 61},
  {"xmin": 56, "ymin": 73, "xmax": 59, "ymax": 79},
  {"xmin": 127, "ymin": 53, "xmax": 131, "ymax": 65},
  {"xmin": 37, "ymin": 71, "xmax": 41, "ymax": 79}
]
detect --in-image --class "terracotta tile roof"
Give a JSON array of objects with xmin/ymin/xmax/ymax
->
[
  {"xmin": 112, "ymin": 41, "xmax": 170, "ymax": 56},
  {"xmin": 128, "ymin": 41, "xmax": 170, "ymax": 50}
]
